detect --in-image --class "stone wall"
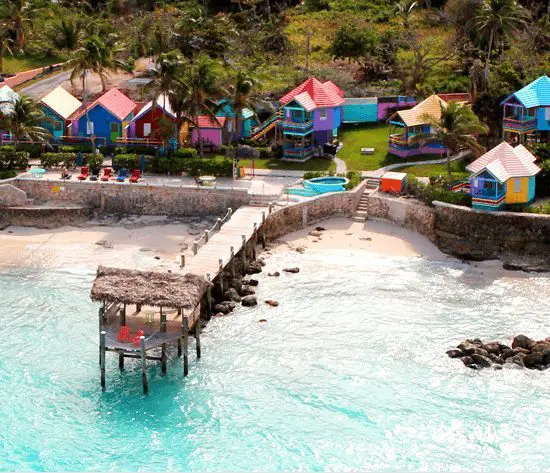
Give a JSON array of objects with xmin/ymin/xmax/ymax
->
[
  {"xmin": 0, "ymin": 183, "xmax": 28, "ymax": 207},
  {"xmin": 3, "ymin": 206, "xmax": 92, "ymax": 229},
  {"xmin": 265, "ymin": 180, "xmax": 367, "ymax": 239},
  {"xmin": 12, "ymin": 179, "xmax": 251, "ymax": 216}
]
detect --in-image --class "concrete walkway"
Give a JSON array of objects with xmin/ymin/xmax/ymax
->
[
  {"xmin": 20, "ymin": 71, "xmax": 71, "ymax": 99},
  {"xmin": 334, "ymin": 157, "xmax": 347, "ymax": 173}
]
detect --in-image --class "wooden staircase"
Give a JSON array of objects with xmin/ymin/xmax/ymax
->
[{"xmin": 352, "ymin": 191, "xmax": 370, "ymax": 223}]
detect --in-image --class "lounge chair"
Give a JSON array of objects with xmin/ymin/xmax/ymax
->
[
  {"xmin": 77, "ymin": 166, "xmax": 89, "ymax": 180},
  {"xmin": 101, "ymin": 168, "xmax": 112, "ymax": 181},
  {"xmin": 129, "ymin": 169, "xmax": 141, "ymax": 183},
  {"xmin": 89, "ymin": 168, "xmax": 100, "ymax": 181},
  {"xmin": 116, "ymin": 168, "xmax": 128, "ymax": 182},
  {"xmin": 116, "ymin": 326, "xmax": 130, "ymax": 343}
]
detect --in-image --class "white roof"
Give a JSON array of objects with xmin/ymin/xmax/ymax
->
[
  {"xmin": 466, "ymin": 142, "xmax": 540, "ymax": 183},
  {"xmin": 133, "ymin": 94, "xmax": 176, "ymax": 121},
  {"xmin": 40, "ymin": 86, "xmax": 82, "ymax": 119},
  {"xmin": 0, "ymin": 85, "xmax": 19, "ymax": 115},
  {"xmin": 383, "ymin": 171, "xmax": 408, "ymax": 181}
]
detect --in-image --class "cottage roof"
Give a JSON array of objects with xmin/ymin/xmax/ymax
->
[
  {"xmin": 133, "ymin": 94, "xmax": 176, "ymax": 121},
  {"xmin": 292, "ymin": 91, "xmax": 317, "ymax": 112},
  {"xmin": 393, "ymin": 95, "xmax": 446, "ymax": 127},
  {"xmin": 436, "ymin": 93, "xmax": 471, "ymax": 104},
  {"xmin": 466, "ymin": 142, "xmax": 541, "ymax": 183},
  {"xmin": 279, "ymin": 77, "xmax": 345, "ymax": 109},
  {"xmin": 504, "ymin": 75, "xmax": 550, "ymax": 108},
  {"xmin": 192, "ymin": 116, "xmax": 226, "ymax": 128},
  {"xmin": 90, "ymin": 266, "xmax": 211, "ymax": 309},
  {"xmin": 40, "ymin": 86, "xmax": 82, "ymax": 120},
  {"xmin": 0, "ymin": 85, "xmax": 19, "ymax": 115},
  {"xmin": 71, "ymin": 88, "xmax": 136, "ymax": 121},
  {"xmin": 382, "ymin": 171, "xmax": 407, "ymax": 181}
]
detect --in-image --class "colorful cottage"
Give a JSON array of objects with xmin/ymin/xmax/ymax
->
[
  {"xmin": 0, "ymin": 85, "xmax": 19, "ymax": 142},
  {"xmin": 387, "ymin": 95, "xmax": 448, "ymax": 158},
  {"xmin": 129, "ymin": 94, "xmax": 177, "ymax": 143},
  {"xmin": 39, "ymin": 86, "xmax": 82, "ymax": 139},
  {"xmin": 190, "ymin": 116, "xmax": 227, "ymax": 149},
  {"xmin": 466, "ymin": 142, "xmax": 541, "ymax": 210},
  {"xmin": 501, "ymin": 75, "xmax": 550, "ymax": 143},
  {"xmin": 278, "ymin": 77, "xmax": 345, "ymax": 162},
  {"xmin": 216, "ymin": 100, "xmax": 256, "ymax": 139},
  {"xmin": 69, "ymin": 88, "xmax": 136, "ymax": 144}
]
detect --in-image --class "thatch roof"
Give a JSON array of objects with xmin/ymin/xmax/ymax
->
[{"xmin": 91, "ymin": 266, "xmax": 211, "ymax": 309}]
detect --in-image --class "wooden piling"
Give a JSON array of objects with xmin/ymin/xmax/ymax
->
[
  {"xmin": 217, "ymin": 217, "xmax": 222, "ymax": 230},
  {"xmin": 118, "ymin": 351, "xmax": 124, "ymax": 370},
  {"xmin": 178, "ymin": 337, "xmax": 182, "ymax": 357},
  {"xmin": 195, "ymin": 318, "xmax": 202, "ymax": 359},
  {"xmin": 230, "ymin": 246, "xmax": 235, "ymax": 278},
  {"xmin": 140, "ymin": 336, "xmax": 148, "ymax": 394},
  {"xmin": 183, "ymin": 315, "xmax": 189, "ymax": 377},
  {"xmin": 100, "ymin": 330, "xmax": 106, "ymax": 391},
  {"xmin": 252, "ymin": 223, "xmax": 258, "ymax": 260},
  {"xmin": 205, "ymin": 230, "xmax": 209, "ymax": 243},
  {"xmin": 206, "ymin": 273, "xmax": 212, "ymax": 315},
  {"xmin": 241, "ymin": 234, "xmax": 247, "ymax": 272},
  {"xmin": 180, "ymin": 254, "xmax": 185, "ymax": 268},
  {"xmin": 193, "ymin": 241, "xmax": 198, "ymax": 255},
  {"xmin": 160, "ymin": 307, "xmax": 167, "ymax": 375},
  {"xmin": 261, "ymin": 211, "xmax": 266, "ymax": 248},
  {"xmin": 218, "ymin": 258, "xmax": 224, "ymax": 294}
]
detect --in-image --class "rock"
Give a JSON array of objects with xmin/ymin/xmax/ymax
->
[
  {"xmin": 223, "ymin": 288, "xmax": 241, "ymax": 303},
  {"xmin": 482, "ymin": 342, "xmax": 501, "ymax": 355},
  {"xmin": 359, "ymin": 237, "xmax": 372, "ymax": 241},
  {"xmin": 472, "ymin": 347, "xmax": 489, "ymax": 357},
  {"xmin": 240, "ymin": 286, "xmax": 256, "ymax": 296},
  {"xmin": 179, "ymin": 243, "xmax": 189, "ymax": 251},
  {"xmin": 188, "ymin": 229, "xmax": 201, "ymax": 235},
  {"xmin": 258, "ymin": 319, "xmax": 268, "ymax": 323},
  {"xmin": 213, "ymin": 312, "xmax": 227, "ymax": 317},
  {"xmin": 512, "ymin": 334, "xmax": 535, "ymax": 350},
  {"xmin": 501, "ymin": 348, "xmax": 515, "ymax": 360},
  {"xmin": 244, "ymin": 278, "xmax": 259, "ymax": 286},
  {"xmin": 523, "ymin": 352, "xmax": 544, "ymax": 369},
  {"xmin": 104, "ymin": 243, "xmax": 113, "ymax": 249},
  {"xmin": 493, "ymin": 364, "xmax": 503, "ymax": 370},
  {"xmin": 229, "ymin": 278, "xmax": 243, "ymax": 293},
  {"xmin": 542, "ymin": 349, "xmax": 550, "ymax": 365},
  {"xmin": 154, "ymin": 256, "xmax": 160, "ymax": 260},
  {"xmin": 461, "ymin": 356, "xmax": 474, "ymax": 367},
  {"xmin": 488, "ymin": 354, "xmax": 504, "ymax": 365},
  {"xmin": 283, "ymin": 267, "xmax": 300, "ymax": 274},
  {"xmin": 258, "ymin": 258, "xmax": 266, "ymax": 267},
  {"xmin": 213, "ymin": 303, "xmax": 232, "ymax": 315},
  {"xmin": 139, "ymin": 247, "xmax": 152, "ymax": 252},
  {"xmin": 309, "ymin": 230, "xmax": 322, "ymax": 237},
  {"xmin": 446, "ymin": 349, "xmax": 463, "ymax": 358},
  {"xmin": 471, "ymin": 354, "xmax": 492, "ymax": 367},
  {"xmin": 531, "ymin": 341, "xmax": 550, "ymax": 353},
  {"xmin": 95, "ymin": 240, "xmax": 108, "ymax": 246},
  {"xmin": 242, "ymin": 295, "xmax": 257, "ymax": 307},
  {"xmin": 295, "ymin": 246, "xmax": 306, "ymax": 254},
  {"xmin": 222, "ymin": 301, "xmax": 236, "ymax": 310},
  {"xmin": 315, "ymin": 226, "xmax": 326, "ymax": 231},
  {"xmin": 513, "ymin": 347, "xmax": 530, "ymax": 355},
  {"xmin": 268, "ymin": 272, "xmax": 280, "ymax": 277},
  {"xmin": 506, "ymin": 354, "xmax": 525, "ymax": 367},
  {"xmin": 457, "ymin": 341, "xmax": 477, "ymax": 356},
  {"xmin": 265, "ymin": 300, "xmax": 279, "ymax": 307},
  {"xmin": 246, "ymin": 261, "xmax": 263, "ymax": 274}
]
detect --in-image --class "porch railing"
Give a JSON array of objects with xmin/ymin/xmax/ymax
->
[
  {"xmin": 282, "ymin": 120, "xmax": 314, "ymax": 135},
  {"xmin": 283, "ymin": 145, "xmax": 314, "ymax": 159},
  {"xmin": 192, "ymin": 207, "xmax": 233, "ymax": 255},
  {"xmin": 503, "ymin": 117, "xmax": 537, "ymax": 134}
]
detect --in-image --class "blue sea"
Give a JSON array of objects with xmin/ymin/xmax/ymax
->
[{"xmin": 1, "ymin": 250, "xmax": 550, "ymax": 471}]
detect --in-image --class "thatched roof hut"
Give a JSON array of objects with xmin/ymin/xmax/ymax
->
[{"xmin": 91, "ymin": 266, "xmax": 211, "ymax": 309}]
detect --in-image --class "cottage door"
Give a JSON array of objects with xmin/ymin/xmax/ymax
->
[{"xmin": 110, "ymin": 123, "xmax": 120, "ymax": 142}]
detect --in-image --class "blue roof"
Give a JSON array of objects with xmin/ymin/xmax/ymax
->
[{"xmin": 510, "ymin": 75, "xmax": 550, "ymax": 108}]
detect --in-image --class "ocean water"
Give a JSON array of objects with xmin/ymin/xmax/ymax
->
[{"xmin": 1, "ymin": 250, "xmax": 550, "ymax": 472}]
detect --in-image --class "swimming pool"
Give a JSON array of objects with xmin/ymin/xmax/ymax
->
[{"xmin": 288, "ymin": 176, "xmax": 349, "ymax": 196}]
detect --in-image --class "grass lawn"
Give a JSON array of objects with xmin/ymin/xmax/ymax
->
[
  {"xmin": 399, "ymin": 160, "xmax": 469, "ymax": 180},
  {"xmin": 2, "ymin": 55, "xmax": 65, "ymax": 74},
  {"xmin": 338, "ymin": 123, "xmax": 447, "ymax": 171},
  {"xmin": 239, "ymin": 157, "xmax": 336, "ymax": 172}
]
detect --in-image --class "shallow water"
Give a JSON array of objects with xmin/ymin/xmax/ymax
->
[{"xmin": 1, "ymin": 250, "xmax": 550, "ymax": 471}]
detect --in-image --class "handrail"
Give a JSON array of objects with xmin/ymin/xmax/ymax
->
[
  {"xmin": 251, "ymin": 111, "xmax": 281, "ymax": 136},
  {"xmin": 192, "ymin": 207, "xmax": 233, "ymax": 255}
]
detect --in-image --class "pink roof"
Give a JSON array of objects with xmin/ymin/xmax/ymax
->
[
  {"xmin": 193, "ymin": 116, "xmax": 226, "ymax": 128},
  {"xmin": 293, "ymin": 91, "xmax": 317, "ymax": 112},
  {"xmin": 72, "ymin": 88, "xmax": 136, "ymax": 121},
  {"xmin": 279, "ymin": 77, "xmax": 345, "ymax": 109},
  {"xmin": 466, "ymin": 142, "xmax": 540, "ymax": 183}
]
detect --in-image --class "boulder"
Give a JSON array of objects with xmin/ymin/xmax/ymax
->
[
  {"xmin": 446, "ymin": 349, "xmax": 463, "ymax": 359},
  {"xmin": 243, "ymin": 278, "xmax": 259, "ymax": 286},
  {"xmin": 213, "ymin": 312, "xmax": 227, "ymax": 317},
  {"xmin": 283, "ymin": 267, "xmax": 300, "ymax": 274},
  {"xmin": 506, "ymin": 354, "xmax": 525, "ymax": 367},
  {"xmin": 309, "ymin": 230, "xmax": 322, "ymax": 237},
  {"xmin": 268, "ymin": 272, "xmax": 280, "ymax": 277},
  {"xmin": 246, "ymin": 261, "xmax": 263, "ymax": 274},
  {"xmin": 457, "ymin": 341, "xmax": 477, "ymax": 356},
  {"xmin": 542, "ymin": 349, "xmax": 550, "ymax": 365},
  {"xmin": 482, "ymin": 342, "xmax": 501, "ymax": 355},
  {"xmin": 471, "ymin": 354, "xmax": 492, "ymax": 367},
  {"xmin": 513, "ymin": 347, "xmax": 530, "ymax": 355},
  {"xmin": 531, "ymin": 341, "xmax": 550, "ymax": 353},
  {"xmin": 229, "ymin": 278, "xmax": 243, "ymax": 293},
  {"xmin": 258, "ymin": 258, "xmax": 266, "ymax": 267},
  {"xmin": 501, "ymin": 348, "xmax": 515, "ymax": 360},
  {"xmin": 493, "ymin": 364, "xmax": 503, "ymax": 370},
  {"xmin": 265, "ymin": 300, "xmax": 279, "ymax": 307},
  {"xmin": 223, "ymin": 288, "xmax": 241, "ymax": 303},
  {"xmin": 213, "ymin": 303, "xmax": 232, "ymax": 315},
  {"xmin": 523, "ymin": 352, "xmax": 544, "ymax": 369},
  {"xmin": 242, "ymin": 295, "xmax": 258, "ymax": 307},
  {"xmin": 472, "ymin": 347, "xmax": 489, "ymax": 357},
  {"xmin": 315, "ymin": 226, "xmax": 326, "ymax": 231},
  {"xmin": 240, "ymin": 286, "xmax": 256, "ymax": 296},
  {"xmin": 461, "ymin": 356, "xmax": 475, "ymax": 367},
  {"xmin": 295, "ymin": 246, "xmax": 306, "ymax": 254},
  {"xmin": 512, "ymin": 334, "xmax": 535, "ymax": 350},
  {"xmin": 488, "ymin": 354, "xmax": 504, "ymax": 365}
]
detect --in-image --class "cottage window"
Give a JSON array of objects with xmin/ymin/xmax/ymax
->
[
  {"xmin": 86, "ymin": 121, "xmax": 94, "ymax": 134},
  {"xmin": 545, "ymin": 107, "xmax": 550, "ymax": 120},
  {"xmin": 320, "ymin": 109, "xmax": 327, "ymax": 120},
  {"xmin": 143, "ymin": 123, "xmax": 152, "ymax": 136},
  {"xmin": 110, "ymin": 123, "xmax": 119, "ymax": 133},
  {"xmin": 54, "ymin": 121, "xmax": 63, "ymax": 131},
  {"xmin": 513, "ymin": 178, "xmax": 521, "ymax": 193}
]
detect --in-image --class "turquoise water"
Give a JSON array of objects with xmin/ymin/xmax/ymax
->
[{"xmin": 2, "ymin": 251, "xmax": 550, "ymax": 471}]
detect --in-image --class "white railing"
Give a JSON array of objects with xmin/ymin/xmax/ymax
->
[{"xmin": 192, "ymin": 207, "xmax": 233, "ymax": 255}]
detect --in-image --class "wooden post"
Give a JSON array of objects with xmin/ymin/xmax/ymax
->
[
  {"xmin": 241, "ymin": 234, "xmax": 247, "ymax": 272},
  {"xmin": 261, "ymin": 211, "xmax": 266, "ymax": 249},
  {"xmin": 140, "ymin": 336, "xmax": 148, "ymax": 394},
  {"xmin": 160, "ymin": 307, "xmax": 167, "ymax": 375},
  {"xmin": 206, "ymin": 273, "xmax": 212, "ymax": 315},
  {"xmin": 252, "ymin": 223, "xmax": 258, "ymax": 260},
  {"xmin": 268, "ymin": 202, "xmax": 273, "ymax": 213},
  {"xmin": 218, "ymin": 258, "xmax": 224, "ymax": 294},
  {"xmin": 205, "ymin": 230, "xmax": 209, "ymax": 243},
  {"xmin": 230, "ymin": 246, "xmax": 235, "ymax": 278},
  {"xmin": 193, "ymin": 241, "xmax": 198, "ymax": 255},
  {"xmin": 228, "ymin": 207, "xmax": 232, "ymax": 219},
  {"xmin": 120, "ymin": 304, "xmax": 126, "ymax": 326},
  {"xmin": 100, "ymin": 330, "xmax": 106, "ymax": 391},
  {"xmin": 183, "ymin": 315, "xmax": 189, "ymax": 377},
  {"xmin": 195, "ymin": 316, "xmax": 202, "ymax": 359},
  {"xmin": 98, "ymin": 304, "xmax": 105, "ymax": 366},
  {"xmin": 217, "ymin": 217, "xmax": 222, "ymax": 230},
  {"xmin": 180, "ymin": 254, "xmax": 185, "ymax": 268}
]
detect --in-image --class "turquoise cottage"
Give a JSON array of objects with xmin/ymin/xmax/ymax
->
[{"xmin": 40, "ymin": 86, "xmax": 82, "ymax": 139}]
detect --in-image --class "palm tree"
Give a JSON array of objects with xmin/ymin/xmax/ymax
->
[
  {"xmin": 0, "ymin": 26, "xmax": 13, "ymax": 73},
  {"xmin": 1, "ymin": 96, "xmax": 51, "ymax": 149},
  {"xmin": 47, "ymin": 17, "xmax": 83, "ymax": 52},
  {"xmin": 473, "ymin": 0, "xmax": 528, "ymax": 70},
  {"xmin": 149, "ymin": 50, "xmax": 184, "ymax": 113},
  {"xmin": 0, "ymin": 0, "xmax": 37, "ymax": 52},
  {"xmin": 176, "ymin": 56, "xmax": 225, "ymax": 157},
  {"xmin": 394, "ymin": 0, "xmax": 418, "ymax": 29},
  {"xmin": 412, "ymin": 102, "xmax": 488, "ymax": 183}
]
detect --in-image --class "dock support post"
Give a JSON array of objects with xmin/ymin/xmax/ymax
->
[
  {"xmin": 230, "ymin": 246, "xmax": 235, "ymax": 278},
  {"xmin": 268, "ymin": 202, "xmax": 273, "ymax": 214},
  {"xmin": 120, "ymin": 304, "xmax": 126, "ymax": 326},
  {"xmin": 206, "ymin": 273, "xmax": 212, "ymax": 315},
  {"xmin": 140, "ymin": 336, "xmax": 148, "ymax": 394},
  {"xmin": 252, "ymin": 223, "xmax": 258, "ymax": 260},
  {"xmin": 119, "ymin": 304, "xmax": 125, "ymax": 369},
  {"xmin": 228, "ymin": 207, "xmax": 233, "ymax": 220},
  {"xmin": 100, "ymin": 330, "xmax": 106, "ymax": 391},
  {"xmin": 218, "ymin": 259, "xmax": 224, "ymax": 295},
  {"xmin": 195, "ymin": 317, "xmax": 201, "ymax": 359},
  {"xmin": 118, "ymin": 352, "xmax": 124, "ymax": 370},
  {"xmin": 261, "ymin": 211, "xmax": 266, "ymax": 249},
  {"xmin": 183, "ymin": 315, "xmax": 189, "ymax": 377},
  {"xmin": 160, "ymin": 307, "xmax": 167, "ymax": 375},
  {"xmin": 179, "ymin": 254, "xmax": 185, "ymax": 268},
  {"xmin": 217, "ymin": 217, "xmax": 222, "ymax": 230},
  {"xmin": 241, "ymin": 234, "xmax": 247, "ymax": 272},
  {"xmin": 205, "ymin": 230, "xmax": 209, "ymax": 243},
  {"xmin": 193, "ymin": 241, "xmax": 198, "ymax": 255}
]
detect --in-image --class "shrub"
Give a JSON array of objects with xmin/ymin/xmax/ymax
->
[
  {"xmin": 345, "ymin": 171, "xmax": 362, "ymax": 190},
  {"xmin": 256, "ymin": 147, "xmax": 272, "ymax": 159},
  {"xmin": 0, "ymin": 170, "xmax": 17, "ymax": 179},
  {"xmin": 183, "ymin": 157, "xmax": 233, "ymax": 177},
  {"xmin": 0, "ymin": 149, "xmax": 29, "ymax": 170},
  {"xmin": 406, "ymin": 176, "xmax": 472, "ymax": 207},
  {"xmin": 170, "ymin": 148, "xmax": 198, "ymax": 160},
  {"xmin": 113, "ymin": 154, "xmax": 140, "ymax": 171},
  {"xmin": 526, "ymin": 201, "xmax": 550, "ymax": 215},
  {"xmin": 40, "ymin": 152, "xmax": 76, "ymax": 168},
  {"xmin": 87, "ymin": 153, "xmax": 104, "ymax": 170},
  {"xmin": 16, "ymin": 143, "xmax": 41, "ymax": 158},
  {"xmin": 60, "ymin": 144, "xmax": 93, "ymax": 153}
]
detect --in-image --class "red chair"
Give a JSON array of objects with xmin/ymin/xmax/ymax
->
[
  {"xmin": 129, "ymin": 169, "xmax": 141, "ymax": 183},
  {"xmin": 77, "ymin": 166, "xmax": 89, "ymax": 180},
  {"xmin": 132, "ymin": 329, "xmax": 145, "ymax": 347},
  {"xmin": 101, "ymin": 168, "xmax": 112, "ymax": 181},
  {"xmin": 116, "ymin": 325, "xmax": 130, "ymax": 342}
]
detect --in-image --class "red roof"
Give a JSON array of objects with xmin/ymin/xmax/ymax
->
[
  {"xmin": 193, "ymin": 116, "xmax": 226, "ymax": 128},
  {"xmin": 279, "ymin": 77, "xmax": 345, "ymax": 109},
  {"xmin": 71, "ymin": 88, "xmax": 136, "ymax": 121}
]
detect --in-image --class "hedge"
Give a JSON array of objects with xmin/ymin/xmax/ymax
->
[
  {"xmin": 169, "ymin": 148, "xmax": 198, "ymax": 159},
  {"xmin": 0, "ymin": 149, "xmax": 29, "ymax": 171},
  {"xmin": 59, "ymin": 144, "xmax": 93, "ymax": 153},
  {"xmin": 40, "ymin": 152, "xmax": 77, "ymax": 168},
  {"xmin": 0, "ymin": 170, "xmax": 17, "ymax": 179},
  {"xmin": 406, "ymin": 176, "xmax": 472, "ymax": 207},
  {"xmin": 112, "ymin": 154, "xmax": 142, "ymax": 171}
]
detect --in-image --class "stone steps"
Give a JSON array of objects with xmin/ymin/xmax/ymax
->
[{"xmin": 352, "ymin": 192, "xmax": 370, "ymax": 223}]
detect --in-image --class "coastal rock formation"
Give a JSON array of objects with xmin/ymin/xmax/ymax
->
[
  {"xmin": 448, "ymin": 335, "xmax": 550, "ymax": 370},
  {"xmin": 246, "ymin": 261, "xmax": 263, "ymax": 274},
  {"xmin": 223, "ymin": 288, "xmax": 241, "ymax": 303},
  {"xmin": 283, "ymin": 267, "xmax": 300, "ymax": 273},
  {"xmin": 265, "ymin": 300, "xmax": 279, "ymax": 307},
  {"xmin": 240, "ymin": 286, "xmax": 256, "ymax": 296},
  {"xmin": 242, "ymin": 295, "xmax": 258, "ymax": 307},
  {"xmin": 243, "ymin": 278, "xmax": 259, "ymax": 286},
  {"xmin": 268, "ymin": 272, "xmax": 280, "ymax": 277}
]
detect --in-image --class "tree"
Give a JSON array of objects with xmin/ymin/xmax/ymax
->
[
  {"xmin": 473, "ymin": 0, "xmax": 529, "ymax": 70},
  {"xmin": 176, "ymin": 55, "xmax": 225, "ymax": 157},
  {"xmin": 394, "ymin": 0, "xmax": 419, "ymax": 29},
  {"xmin": 412, "ymin": 102, "xmax": 488, "ymax": 182},
  {"xmin": 47, "ymin": 17, "xmax": 83, "ymax": 52},
  {"xmin": 0, "ymin": 0, "xmax": 44, "ymax": 52},
  {"xmin": 0, "ymin": 25, "xmax": 13, "ymax": 73},
  {"xmin": 1, "ymin": 96, "xmax": 51, "ymax": 149},
  {"xmin": 149, "ymin": 50, "xmax": 185, "ymax": 111},
  {"xmin": 224, "ymin": 71, "xmax": 263, "ymax": 142},
  {"xmin": 331, "ymin": 25, "xmax": 370, "ymax": 65}
]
